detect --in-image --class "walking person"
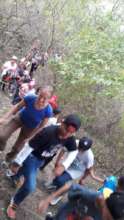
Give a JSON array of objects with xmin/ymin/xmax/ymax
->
[
  {"xmin": 0, "ymin": 86, "xmax": 53, "ymax": 161},
  {"xmin": 6, "ymin": 114, "xmax": 81, "ymax": 219}
]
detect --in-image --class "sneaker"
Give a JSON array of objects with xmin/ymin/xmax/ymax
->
[
  {"xmin": 0, "ymin": 161, "xmax": 8, "ymax": 169},
  {"xmin": 45, "ymin": 212, "xmax": 53, "ymax": 220},
  {"xmin": 50, "ymin": 196, "xmax": 63, "ymax": 205},
  {"xmin": 7, "ymin": 205, "xmax": 16, "ymax": 219},
  {"xmin": 6, "ymin": 169, "xmax": 15, "ymax": 177}
]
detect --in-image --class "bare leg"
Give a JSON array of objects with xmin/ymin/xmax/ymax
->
[{"xmin": 0, "ymin": 115, "xmax": 22, "ymax": 151}]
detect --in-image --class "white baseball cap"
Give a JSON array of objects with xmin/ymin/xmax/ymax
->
[{"xmin": 12, "ymin": 55, "xmax": 18, "ymax": 60}]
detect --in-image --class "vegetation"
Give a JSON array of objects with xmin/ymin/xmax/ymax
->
[{"xmin": 0, "ymin": 0, "xmax": 124, "ymax": 178}]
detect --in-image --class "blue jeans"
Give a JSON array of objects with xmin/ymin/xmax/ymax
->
[
  {"xmin": 13, "ymin": 154, "xmax": 45, "ymax": 205},
  {"xmin": 52, "ymin": 171, "xmax": 72, "ymax": 189},
  {"xmin": 54, "ymin": 184, "xmax": 102, "ymax": 220}
]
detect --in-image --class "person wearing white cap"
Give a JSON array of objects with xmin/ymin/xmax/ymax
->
[
  {"xmin": 2, "ymin": 56, "xmax": 18, "ymax": 72},
  {"xmin": 1, "ymin": 56, "xmax": 18, "ymax": 91}
]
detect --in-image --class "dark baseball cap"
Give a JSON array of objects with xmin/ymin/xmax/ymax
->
[
  {"xmin": 63, "ymin": 114, "xmax": 81, "ymax": 131},
  {"xmin": 79, "ymin": 137, "xmax": 93, "ymax": 150}
]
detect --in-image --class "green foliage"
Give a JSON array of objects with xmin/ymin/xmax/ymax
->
[{"xmin": 50, "ymin": 3, "xmax": 124, "ymax": 132}]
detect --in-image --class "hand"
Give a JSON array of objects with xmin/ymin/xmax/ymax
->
[
  {"xmin": 54, "ymin": 165, "xmax": 65, "ymax": 176},
  {"xmin": 37, "ymin": 199, "xmax": 50, "ymax": 214}
]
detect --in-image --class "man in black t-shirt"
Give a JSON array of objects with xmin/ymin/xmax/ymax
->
[{"xmin": 7, "ymin": 114, "xmax": 81, "ymax": 219}]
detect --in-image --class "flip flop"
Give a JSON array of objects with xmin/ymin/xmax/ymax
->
[{"xmin": 7, "ymin": 205, "xmax": 16, "ymax": 219}]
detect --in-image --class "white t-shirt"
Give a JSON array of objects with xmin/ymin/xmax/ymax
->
[
  {"xmin": 66, "ymin": 149, "xmax": 94, "ymax": 179},
  {"xmin": 3, "ymin": 61, "xmax": 17, "ymax": 71},
  {"xmin": 45, "ymin": 117, "xmax": 58, "ymax": 127},
  {"xmin": 1, "ymin": 61, "xmax": 17, "ymax": 77}
]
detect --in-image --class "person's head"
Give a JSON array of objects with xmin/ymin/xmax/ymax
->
[
  {"xmin": 117, "ymin": 176, "xmax": 124, "ymax": 191},
  {"xmin": 49, "ymin": 95, "xmax": 58, "ymax": 110},
  {"xmin": 36, "ymin": 86, "xmax": 42, "ymax": 95},
  {"xmin": 78, "ymin": 137, "xmax": 93, "ymax": 152},
  {"xmin": 58, "ymin": 114, "xmax": 81, "ymax": 138},
  {"xmin": 36, "ymin": 85, "xmax": 53, "ymax": 108},
  {"xmin": 11, "ymin": 55, "xmax": 18, "ymax": 64}
]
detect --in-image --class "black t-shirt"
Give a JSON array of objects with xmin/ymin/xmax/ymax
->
[
  {"xmin": 106, "ymin": 191, "xmax": 124, "ymax": 219},
  {"xmin": 29, "ymin": 125, "xmax": 77, "ymax": 160}
]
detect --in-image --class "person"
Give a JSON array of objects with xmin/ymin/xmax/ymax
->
[
  {"xmin": 6, "ymin": 114, "xmax": 81, "ymax": 219},
  {"xmin": 38, "ymin": 176, "xmax": 124, "ymax": 220},
  {"xmin": 0, "ymin": 56, "xmax": 18, "ymax": 91},
  {"xmin": 0, "ymin": 86, "xmax": 53, "ymax": 162},
  {"xmin": 1, "ymin": 56, "xmax": 18, "ymax": 75},
  {"xmin": 44, "ymin": 137, "xmax": 104, "ymax": 204},
  {"xmin": 41, "ymin": 51, "xmax": 49, "ymax": 67},
  {"xmin": 12, "ymin": 79, "xmax": 36, "ymax": 105},
  {"xmin": 49, "ymin": 95, "xmax": 58, "ymax": 110},
  {"xmin": 29, "ymin": 47, "xmax": 42, "ymax": 78},
  {"xmin": 7, "ymin": 107, "xmax": 62, "ymax": 176},
  {"xmin": 45, "ymin": 107, "xmax": 61, "ymax": 127}
]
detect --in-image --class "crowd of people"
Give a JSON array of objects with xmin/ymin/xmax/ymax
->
[
  {"xmin": 0, "ymin": 42, "xmax": 49, "ymax": 104},
  {"xmin": 0, "ymin": 44, "xmax": 124, "ymax": 220}
]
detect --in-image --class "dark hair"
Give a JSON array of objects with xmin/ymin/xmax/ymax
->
[
  {"xmin": 79, "ymin": 137, "xmax": 93, "ymax": 151},
  {"xmin": 63, "ymin": 114, "xmax": 81, "ymax": 131},
  {"xmin": 36, "ymin": 86, "xmax": 42, "ymax": 94}
]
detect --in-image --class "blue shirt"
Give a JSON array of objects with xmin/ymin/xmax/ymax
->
[{"xmin": 19, "ymin": 94, "xmax": 53, "ymax": 128}]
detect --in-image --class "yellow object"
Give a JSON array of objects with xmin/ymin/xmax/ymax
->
[{"xmin": 103, "ymin": 188, "xmax": 113, "ymax": 199}]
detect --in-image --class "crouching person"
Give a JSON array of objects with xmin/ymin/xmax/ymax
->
[
  {"xmin": 38, "ymin": 176, "xmax": 124, "ymax": 220},
  {"xmin": 45, "ymin": 137, "xmax": 104, "ymax": 205}
]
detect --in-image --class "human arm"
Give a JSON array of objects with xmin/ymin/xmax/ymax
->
[
  {"xmin": 96, "ymin": 196, "xmax": 114, "ymax": 220},
  {"xmin": 54, "ymin": 149, "xmax": 65, "ymax": 176},
  {"xmin": 79, "ymin": 167, "xmax": 104, "ymax": 185},
  {"xmin": 55, "ymin": 148, "xmax": 65, "ymax": 167},
  {"xmin": 37, "ymin": 117, "xmax": 49, "ymax": 130},
  {"xmin": 89, "ymin": 167, "xmax": 104, "ymax": 183},
  {"xmin": 38, "ymin": 182, "xmax": 71, "ymax": 214},
  {"xmin": 55, "ymin": 150, "xmax": 78, "ymax": 176},
  {"xmin": 0, "ymin": 99, "xmax": 25, "ymax": 124},
  {"xmin": 31, "ymin": 104, "xmax": 53, "ymax": 135},
  {"xmin": 27, "ymin": 117, "xmax": 49, "ymax": 141},
  {"xmin": 55, "ymin": 136, "xmax": 78, "ymax": 176}
]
